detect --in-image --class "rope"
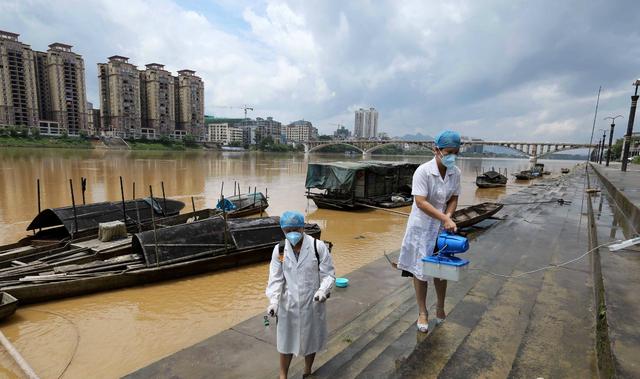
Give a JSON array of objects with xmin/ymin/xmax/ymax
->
[
  {"xmin": 467, "ymin": 240, "xmax": 618, "ymax": 279},
  {"xmin": 359, "ymin": 198, "xmax": 570, "ymax": 218},
  {"xmin": 24, "ymin": 309, "xmax": 80, "ymax": 379}
]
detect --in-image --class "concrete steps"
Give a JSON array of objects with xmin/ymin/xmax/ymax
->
[
  {"xmin": 286, "ymin": 175, "xmax": 598, "ymax": 379},
  {"xmin": 289, "ymin": 190, "xmax": 558, "ymax": 379},
  {"xmin": 393, "ymin": 174, "xmax": 598, "ymax": 379}
]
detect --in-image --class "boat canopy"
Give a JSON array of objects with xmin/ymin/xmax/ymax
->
[
  {"xmin": 27, "ymin": 198, "xmax": 185, "ymax": 235},
  {"xmin": 305, "ymin": 161, "xmax": 419, "ymax": 192},
  {"xmin": 132, "ymin": 216, "xmax": 320, "ymax": 266},
  {"xmin": 216, "ymin": 192, "xmax": 267, "ymax": 212}
]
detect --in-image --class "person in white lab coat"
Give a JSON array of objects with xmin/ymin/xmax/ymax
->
[
  {"xmin": 266, "ymin": 211, "xmax": 335, "ymax": 379},
  {"xmin": 397, "ymin": 130, "xmax": 461, "ymax": 333}
]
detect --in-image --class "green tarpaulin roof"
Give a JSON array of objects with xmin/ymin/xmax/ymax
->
[{"xmin": 305, "ymin": 161, "xmax": 418, "ymax": 191}]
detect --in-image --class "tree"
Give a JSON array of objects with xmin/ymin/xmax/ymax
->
[
  {"xmin": 318, "ymin": 135, "xmax": 333, "ymax": 141},
  {"xmin": 610, "ymin": 138, "xmax": 624, "ymax": 160},
  {"xmin": 182, "ymin": 134, "xmax": 198, "ymax": 147}
]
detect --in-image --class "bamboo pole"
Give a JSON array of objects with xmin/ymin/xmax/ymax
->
[
  {"xmin": 221, "ymin": 194, "xmax": 228, "ymax": 253},
  {"xmin": 133, "ymin": 182, "xmax": 142, "ymax": 233},
  {"xmin": 161, "ymin": 181, "xmax": 167, "ymax": 216},
  {"xmin": 149, "ymin": 185, "xmax": 160, "ymax": 267},
  {"xmin": 81, "ymin": 177, "xmax": 87, "ymax": 205},
  {"xmin": 191, "ymin": 196, "xmax": 196, "ymax": 217},
  {"xmin": 119, "ymin": 176, "xmax": 126, "ymax": 224},
  {"xmin": 69, "ymin": 179, "xmax": 78, "ymax": 236},
  {"xmin": 36, "ymin": 178, "xmax": 41, "ymax": 235},
  {"xmin": 36, "ymin": 179, "xmax": 41, "ymax": 214}
]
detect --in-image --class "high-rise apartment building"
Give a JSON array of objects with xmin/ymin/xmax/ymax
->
[
  {"xmin": 0, "ymin": 31, "xmax": 39, "ymax": 127},
  {"xmin": 207, "ymin": 122, "xmax": 244, "ymax": 144},
  {"xmin": 354, "ymin": 107, "xmax": 379, "ymax": 139},
  {"xmin": 98, "ymin": 56, "xmax": 141, "ymax": 137},
  {"xmin": 34, "ymin": 43, "xmax": 87, "ymax": 134},
  {"xmin": 140, "ymin": 63, "xmax": 175, "ymax": 138},
  {"xmin": 237, "ymin": 117, "xmax": 282, "ymax": 145},
  {"xmin": 284, "ymin": 120, "xmax": 318, "ymax": 142},
  {"xmin": 175, "ymin": 69, "xmax": 204, "ymax": 140}
]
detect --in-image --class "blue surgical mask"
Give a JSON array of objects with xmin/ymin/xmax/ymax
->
[
  {"xmin": 285, "ymin": 232, "xmax": 303, "ymax": 246},
  {"xmin": 441, "ymin": 153, "xmax": 457, "ymax": 169}
]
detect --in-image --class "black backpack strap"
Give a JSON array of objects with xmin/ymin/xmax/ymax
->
[{"xmin": 314, "ymin": 238, "xmax": 319, "ymax": 264}]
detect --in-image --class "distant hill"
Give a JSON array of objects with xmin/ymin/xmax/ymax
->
[{"xmin": 398, "ymin": 133, "xmax": 433, "ymax": 141}]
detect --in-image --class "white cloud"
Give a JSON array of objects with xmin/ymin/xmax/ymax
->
[{"xmin": 1, "ymin": 0, "xmax": 638, "ymax": 139}]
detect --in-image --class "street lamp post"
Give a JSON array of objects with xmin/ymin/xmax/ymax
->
[
  {"xmin": 604, "ymin": 115, "xmax": 623, "ymax": 166},
  {"xmin": 621, "ymin": 79, "xmax": 640, "ymax": 171},
  {"xmin": 599, "ymin": 129, "xmax": 607, "ymax": 164}
]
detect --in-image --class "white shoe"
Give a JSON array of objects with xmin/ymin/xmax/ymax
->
[{"xmin": 417, "ymin": 313, "xmax": 429, "ymax": 333}]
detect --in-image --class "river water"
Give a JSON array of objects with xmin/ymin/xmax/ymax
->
[{"xmin": 0, "ymin": 148, "xmax": 581, "ymax": 378}]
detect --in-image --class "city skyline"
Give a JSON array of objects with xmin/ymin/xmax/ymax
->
[{"xmin": 1, "ymin": 1, "xmax": 639, "ymax": 141}]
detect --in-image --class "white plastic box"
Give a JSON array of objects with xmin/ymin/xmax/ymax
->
[{"xmin": 421, "ymin": 256, "xmax": 469, "ymax": 282}]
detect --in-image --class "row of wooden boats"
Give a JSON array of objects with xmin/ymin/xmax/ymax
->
[
  {"xmin": 0, "ymin": 189, "xmax": 274, "ymax": 320},
  {"xmin": 0, "ymin": 162, "xmax": 507, "ymax": 321},
  {"xmin": 476, "ymin": 163, "xmax": 566, "ymax": 187}
]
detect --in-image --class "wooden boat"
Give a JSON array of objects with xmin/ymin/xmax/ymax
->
[
  {"xmin": 216, "ymin": 192, "xmax": 269, "ymax": 218},
  {"xmin": 2, "ymin": 198, "xmax": 186, "ymax": 252},
  {"xmin": 476, "ymin": 170, "xmax": 508, "ymax": 188},
  {"xmin": 306, "ymin": 161, "xmax": 418, "ymax": 210},
  {"xmin": 0, "ymin": 215, "xmax": 323, "ymax": 304},
  {"xmin": 514, "ymin": 170, "xmax": 534, "ymax": 180},
  {"xmin": 561, "ymin": 168, "xmax": 570, "ymax": 174},
  {"xmin": 0, "ymin": 292, "xmax": 18, "ymax": 321},
  {"xmin": 0, "ymin": 208, "xmax": 220, "ymax": 270},
  {"xmin": 452, "ymin": 202, "xmax": 504, "ymax": 228}
]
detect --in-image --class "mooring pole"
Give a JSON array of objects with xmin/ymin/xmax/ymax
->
[
  {"xmin": 36, "ymin": 178, "xmax": 41, "ymax": 235},
  {"xmin": 36, "ymin": 179, "xmax": 41, "ymax": 215},
  {"xmin": 133, "ymin": 182, "xmax": 142, "ymax": 233},
  {"xmin": 69, "ymin": 179, "xmax": 78, "ymax": 237},
  {"xmin": 234, "ymin": 181, "xmax": 237, "ymax": 196},
  {"xmin": 119, "ymin": 176, "xmax": 126, "ymax": 224},
  {"xmin": 221, "ymin": 194, "xmax": 228, "ymax": 253},
  {"xmin": 191, "ymin": 196, "xmax": 196, "ymax": 216},
  {"xmin": 220, "ymin": 181, "xmax": 224, "ymax": 200},
  {"xmin": 161, "ymin": 181, "xmax": 167, "ymax": 216},
  {"xmin": 149, "ymin": 185, "xmax": 160, "ymax": 267},
  {"xmin": 81, "ymin": 177, "xmax": 87, "ymax": 205}
]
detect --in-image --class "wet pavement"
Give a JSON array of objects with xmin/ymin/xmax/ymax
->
[{"xmin": 128, "ymin": 168, "xmax": 609, "ymax": 378}]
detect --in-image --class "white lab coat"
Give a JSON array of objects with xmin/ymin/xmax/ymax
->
[
  {"xmin": 398, "ymin": 158, "xmax": 461, "ymax": 281},
  {"xmin": 265, "ymin": 234, "xmax": 335, "ymax": 356}
]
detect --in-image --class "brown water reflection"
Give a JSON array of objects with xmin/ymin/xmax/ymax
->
[{"xmin": 0, "ymin": 148, "xmax": 580, "ymax": 378}]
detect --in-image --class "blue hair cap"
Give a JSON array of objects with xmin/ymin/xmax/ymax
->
[
  {"xmin": 434, "ymin": 130, "xmax": 461, "ymax": 149},
  {"xmin": 280, "ymin": 210, "xmax": 305, "ymax": 228}
]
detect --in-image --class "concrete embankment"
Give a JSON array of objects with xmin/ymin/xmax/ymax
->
[
  {"xmin": 127, "ymin": 167, "xmax": 639, "ymax": 378},
  {"xmin": 588, "ymin": 164, "xmax": 640, "ymax": 378}
]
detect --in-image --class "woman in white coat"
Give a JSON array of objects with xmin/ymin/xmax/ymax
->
[
  {"xmin": 266, "ymin": 211, "xmax": 335, "ymax": 379},
  {"xmin": 397, "ymin": 130, "xmax": 461, "ymax": 333}
]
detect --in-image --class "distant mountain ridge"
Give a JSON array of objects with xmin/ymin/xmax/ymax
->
[{"xmin": 397, "ymin": 133, "xmax": 433, "ymax": 141}]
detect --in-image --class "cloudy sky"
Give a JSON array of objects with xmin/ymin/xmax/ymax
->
[{"xmin": 1, "ymin": 0, "xmax": 639, "ymax": 141}]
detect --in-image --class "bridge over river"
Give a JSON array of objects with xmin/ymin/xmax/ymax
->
[{"xmin": 302, "ymin": 139, "xmax": 596, "ymax": 162}]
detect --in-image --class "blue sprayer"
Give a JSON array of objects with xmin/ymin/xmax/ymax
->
[{"xmin": 422, "ymin": 232, "xmax": 470, "ymax": 281}]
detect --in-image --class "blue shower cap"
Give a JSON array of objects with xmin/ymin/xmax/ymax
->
[
  {"xmin": 280, "ymin": 210, "xmax": 305, "ymax": 228},
  {"xmin": 434, "ymin": 130, "xmax": 461, "ymax": 149}
]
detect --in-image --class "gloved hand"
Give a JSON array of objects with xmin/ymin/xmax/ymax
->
[
  {"xmin": 267, "ymin": 303, "xmax": 278, "ymax": 317},
  {"xmin": 313, "ymin": 289, "xmax": 327, "ymax": 303}
]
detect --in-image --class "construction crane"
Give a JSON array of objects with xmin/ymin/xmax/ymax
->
[{"xmin": 212, "ymin": 105, "xmax": 254, "ymax": 119}]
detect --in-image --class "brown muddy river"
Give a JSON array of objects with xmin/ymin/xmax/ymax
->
[{"xmin": 0, "ymin": 148, "xmax": 580, "ymax": 378}]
